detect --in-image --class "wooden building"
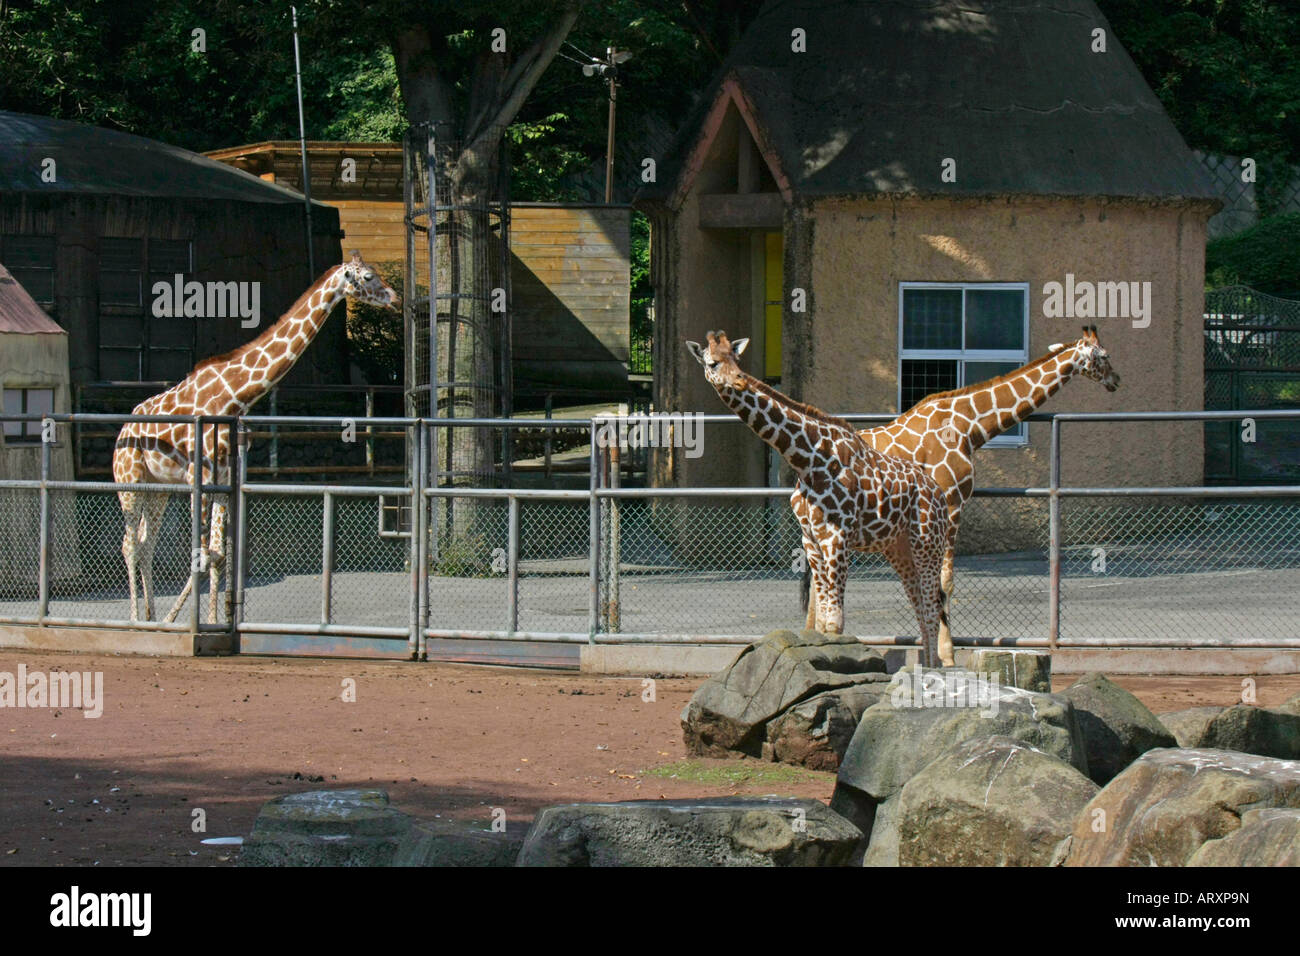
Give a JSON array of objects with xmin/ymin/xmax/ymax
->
[
  {"xmin": 0, "ymin": 112, "xmax": 345, "ymax": 394},
  {"xmin": 207, "ymin": 142, "xmax": 631, "ymax": 401}
]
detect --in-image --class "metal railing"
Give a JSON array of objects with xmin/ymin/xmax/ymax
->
[{"xmin": 2, "ymin": 410, "xmax": 1298, "ymax": 657}]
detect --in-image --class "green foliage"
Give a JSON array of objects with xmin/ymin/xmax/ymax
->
[
  {"xmin": 1206, "ymin": 214, "xmax": 1300, "ymax": 294},
  {"xmin": 346, "ymin": 260, "xmax": 409, "ymax": 385},
  {"xmin": 1096, "ymin": 0, "xmax": 1300, "ymax": 211}
]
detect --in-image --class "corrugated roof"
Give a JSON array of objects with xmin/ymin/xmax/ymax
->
[
  {"xmin": 642, "ymin": 0, "xmax": 1219, "ymax": 205},
  {"xmin": 0, "ymin": 111, "xmax": 330, "ymax": 204},
  {"xmin": 0, "ymin": 263, "xmax": 64, "ymax": 334}
]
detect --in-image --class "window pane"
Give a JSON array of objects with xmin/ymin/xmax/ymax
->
[
  {"xmin": 901, "ymin": 359, "xmax": 958, "ymax": 410},
  {"xmin": 26, "ymin": 388, "xmax": 53, "ymax": 416},
  {"xmin": 3, "ymin": 389, "xmax": 21, "ymax": 436},
  {"xmin": 965, "ymin": 289, "xmax": 1024, "ymax": 350},
  {"xmin": 902, "ymin": 289, "xmax": 962, "ymax": 350},
  {"xmin": 100, "ymin": 238, "xmax": 142, "ymax": 270}
]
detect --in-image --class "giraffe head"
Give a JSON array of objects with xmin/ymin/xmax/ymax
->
[
  {"xmin": 1069, "ymin": 325, "xmax": 1120, "ymax": 392},
  {"xmin": 339, "ymin": 250, "xmax": 399, "ymax": 309},
  {"xmin": 686, "ymin": 330, "xmax": 750, "ymax": 390}
]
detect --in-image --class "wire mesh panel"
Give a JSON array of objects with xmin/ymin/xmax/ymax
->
[
  {"xmin": 425, "ymin": 494, "xmax": 510, "ymax": 633},
  {"xmin": 517, "ymin": 500, "xmax": 590, "ymax": 633},
  {"xmin": 1060, "ymin": 497, "xmax": 1300, "ymax": 643},
  {"xmin": 241, "ymin": 493, "xmax": 324, "ymax": 625},
  {"xmin": 46, "ymin": 488, "xmax": 193, "ymax": 623},
  {"xmin": 0, "ymin": 487, "xmax": 43, "ymax": 619},
  {"xmin": 328, "ymin": 494, "xmax": 411, "ymax": 630}
]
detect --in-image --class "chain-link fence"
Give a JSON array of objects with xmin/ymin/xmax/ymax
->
[{"xmin": 2, "ymin": 411, "xmax": 1298, "ymax": 655}]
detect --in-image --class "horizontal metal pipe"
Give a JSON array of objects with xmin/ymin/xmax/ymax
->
[
  {"xmin": 243, "ymin": 483, "xmax": 411, "ymax": 497},
  {"xmin": 0, "ymin": 480, "xmax": 233, "ymax": 494},
  {"xmin": 238, "ymin": 622, "xmax": 410, "ymax": 639},
  {"xmin": 32, "ymin": 616, "xmax": 191, "ymax": 632}
]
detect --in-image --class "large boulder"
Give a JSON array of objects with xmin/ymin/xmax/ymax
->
[
  {"xmin": 967, "ymin": 649, "xmax": 1052, "ymax": 693},
  {"xmin": 1157, "ymin": 706, "xmax": 1224, "ymax": 748},
  {"xmin": 1061, "ymin": 673, "xmax": 1177, "ymax": 784},
  {"xmin": 392, "ymin": 818, "xmax": 524, "ymax": 867},
  {"xmin": 1060, "ymin": 749, "xmax": 1300, "ymax": 867},
  {"xmin": 515, "ymin": 797, "xmax": 863, "ymax": 867},
  {"xmin": 1199, "ymin": 705, "xmax": 1300, "ymax": 759},
  {"xmin": 764, "ymin": 677, "xmax": 892, "ymax": 771},
  {"xmin": 859, "ymin": 793, "xmax": 901, "ymax": 867},
  {"xmin": 1276, "ymin": 693, "xmax": 1300, "ymax": 717},
  {"xmin": 239, "ymin": 790, "xmax": 413, "ymax": 867},
  {"xmin": 1187, "ymin": 808, "xmax": 1300, "ymax": 866},
  {"xmin": 681, "ymin": 629, "xmax": 886, "ymax": 757},
  {"xmin": 836, "ymin": 667, "xmax": 1089, "ymax": 806},
  {"xmin": 896, "ymin": 736, "xmax": 1098, "ymax": 866}
]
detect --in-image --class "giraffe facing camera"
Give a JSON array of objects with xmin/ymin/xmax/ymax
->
[{"xmin": 688, "ymin": 329, "xmax": 952, "ymax": 666}]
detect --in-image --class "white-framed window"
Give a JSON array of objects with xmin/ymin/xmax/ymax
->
[
  {"xmin": 898, "ymin": 282, "xmax": 1030, "ymax": 446},
  {"xmin": 2, "ymin": 387, "xmax": 54, "ymax": 445}
]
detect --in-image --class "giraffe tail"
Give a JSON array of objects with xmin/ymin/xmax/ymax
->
[{"xmin": 799, "ymin": 564, "xmax": 811, "ymax": 615}]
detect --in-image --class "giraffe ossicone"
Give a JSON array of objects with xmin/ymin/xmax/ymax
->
[
  {"xmin": 688, "ymin": 329, "xmax": 952, "ymax": 666},
  {"xmin": 113, "ymin": 253, "xmax": 398, "ymax": 625}
]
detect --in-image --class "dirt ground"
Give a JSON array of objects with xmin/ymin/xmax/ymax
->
[{"xmin": 1, "ymin": 648, "xmax": 1297, "ymax": 867}]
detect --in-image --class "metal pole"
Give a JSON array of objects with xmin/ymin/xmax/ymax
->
[
  {"xmin": 507, "ymin": 495, "xmax": 519, "ymax": 635},
  {"xmin": 604, "ymin": 48, "xmax": 617, "ymax": 203},
  {"xmin": 608, "ymin": 440, "xmax": 621, "ymax": 632},
  {"xmin": 37, "ymin": 427, "xmax": 50, "ymax": 621},
  {"xmin": 410, "ymin": 422, "xmax": 427, "ymax": 660},
  {"xmin": 291, "ymin": 5, "xmax": 315, "ymax": 281},
  {"xmin": 233, "ymin": 420, "xmax": 247, "ymax": 651},
  {"xmin": 588, "ymin": 422, "xmax": 600, "ymax": 642},
  {"xmin": 321, "ymin": 490, "xmax": 334, "ymax": 626},
  {"xmin": 190, "ymin": 417, "xmax": 203, "ymax": 636},
  {"xmin": 1048, "ymin": 416, "xmax": 1061, "ymax": 652},
  {"xmin": 269, "ymin": 389, "xmax": 279, "ymax": 476}
]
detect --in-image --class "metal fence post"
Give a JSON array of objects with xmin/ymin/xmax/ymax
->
[
  {"xmin": 1049, "ymin": 416, "xmax": 1061, "ymax": 652},
  {"xmin": 410, "ymin": 421, "xmax": 426, "ymax": 660},
  {"xmin": 507, "ymin": 494, "xmax": 519, "ymax": 636},
  {"xmin": 321, "ymin": 490, "xmax": 335, "ymax": 626},
  {"xmin": 190, "ymin": 416, "xmax": 203, "ymax": 636},
  {"xmin": 608, "ymin": 439, "xmax": 621, "ymax": 633},
  {"xmin": 37, "ymin": 426, "xmax": 51, "ymax": 622},
  {"xmin": 231, "ymin": 419, "xmax": 246, "ymax": 651},
  {"xmin": 588, "ymin": 420, "xmax": 601, "ymax": 643}
]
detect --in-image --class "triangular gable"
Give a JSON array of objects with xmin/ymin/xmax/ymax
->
[
  {"xmin": 667, "ymin": 70, "xmax": 793, "ymax": 212},
  {"xmin": 0, "ymin": 263, "xmax": 64, "ymax": 335}
]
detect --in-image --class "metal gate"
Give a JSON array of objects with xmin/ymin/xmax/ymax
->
[{"xmin": 1204, "ymin": 285, "xmax": 1300, "ymax": 483}]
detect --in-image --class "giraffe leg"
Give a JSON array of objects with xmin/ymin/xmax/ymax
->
[
  {"xmin": 801, "ymin": 531, "xmax": 821, "ymax": 631},
  {"xmin": 136, "ymin": 493, "xmax": 168, "ymax": 622},
  {"xmin": 883, "ymin": 537, "xmax": 931, "ymax": 666},
  {"xmin": 817, "ymin": 533, "xmax": 847, "ymax": 634},
  {"xmin": 936, "ymin": 545, "xmax": 956, "ymax": 667},
  {"xmin": 120, "ymin": 499, "xmax": 141, "ymax": 622},
  {"xmin": 208, "ymin": 496, "xmax": 227, "ymax": 624},
  {"xmin": 163, "ymin": 489, "xmax": 203, "ymax": 624}
]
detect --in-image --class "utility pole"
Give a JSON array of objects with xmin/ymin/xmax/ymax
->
[
  {"xmin": 581, "ymin": 46, "xmax": 632, "ymax": 203},
  {"xmin": 291, "ymin": 5, "xmax": 314, "ymax": 281}
]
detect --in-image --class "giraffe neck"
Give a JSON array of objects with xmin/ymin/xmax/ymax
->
[
  {"xmin": 964, "ymin": 348, "xmax": 1079, "ymax": 450},
  {"xmin": 710, "ymin": 370, "xmax": 855, "ymax": 477},
  {"xmin": 221, "ymin": 268, "xmax": 347, "ymax": 411}
]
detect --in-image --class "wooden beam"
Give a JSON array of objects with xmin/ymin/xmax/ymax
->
[{"xmin": 698, "ymin": 192, "xmax": 783, "ymax": 229}]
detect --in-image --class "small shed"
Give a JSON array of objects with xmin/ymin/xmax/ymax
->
[
  {"xmin": 637, "ymin": 0, "xmax": 1221, "ymax": 550},
  {"xmin": 0, "ymin": 262, "xmax": 79, "ymax": 592}
]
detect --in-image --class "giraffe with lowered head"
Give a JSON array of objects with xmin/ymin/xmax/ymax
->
[
  {"xmin": 830, "ymin": 324, "xmax": 1121, "ymax": 664},
  {"xmin": 113, "ymin": 251, "xmax": 398, "ymax": 623},
  {"xmin": 689, "ymin": 330, "xmax": 952, "ymax": 665}
]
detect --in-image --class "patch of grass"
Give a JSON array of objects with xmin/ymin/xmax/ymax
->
[{"xmin": 642, "ymin": 759, "xmax": 832, "ymax": 787}]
